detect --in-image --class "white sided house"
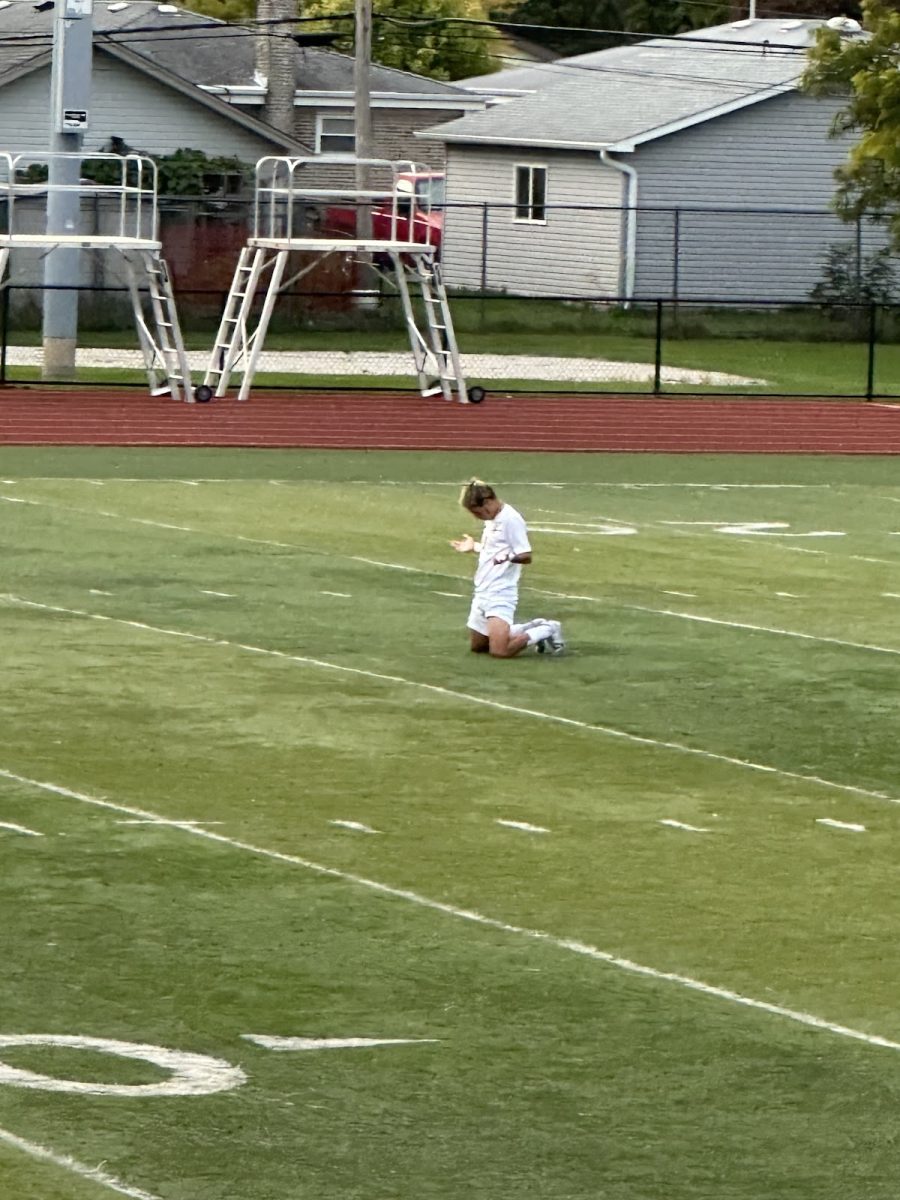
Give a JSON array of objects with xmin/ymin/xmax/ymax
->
[{"xmin": 422, "ymin": 18, "xmax": 894, "ymax": 304}]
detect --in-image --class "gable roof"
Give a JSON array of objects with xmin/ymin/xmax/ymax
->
[
  {"xmin": 0, "ymin": 0, "xmax": 474, "ymax": 103},
  {"xmin": 423, "ymin": 18, "xmax": 836, "ymax": 153}
]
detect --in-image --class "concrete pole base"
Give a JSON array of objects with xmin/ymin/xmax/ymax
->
[{"xmin": 42, "ymin": 337, "xmax": 77, "ymax": 381}]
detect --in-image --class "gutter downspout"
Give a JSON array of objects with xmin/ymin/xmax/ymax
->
[{"xmin": 599, "ymin": 149, "xmax": 637, "ymax": 306}]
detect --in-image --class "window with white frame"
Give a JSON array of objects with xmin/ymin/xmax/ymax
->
[
  {"xmin": 316, "ymin": 113, "xmax": 355, "ymax": 155},
  {"xmin": 514, "ymin": 164, "xmax": 547, "ymax": 222}
]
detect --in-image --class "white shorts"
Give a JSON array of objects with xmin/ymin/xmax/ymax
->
[{"xmin": 467, "ymin": 589, "xmax": 517, "ymax": 635}]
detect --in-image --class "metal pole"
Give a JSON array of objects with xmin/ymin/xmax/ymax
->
[
  {"xmin": 354, "ymin": 0, "xmax": 373, "ymax": 235},
  {"xmin": 43, "ymin": 0, "xmax": 93, "ymax": 381},
  {"xmin": 654, "ymin": 299, "xmax": 663, "ymax": 395},
  {"xmin": 353, "ymin": 0, "xmax": 375, "ymax": 303}
]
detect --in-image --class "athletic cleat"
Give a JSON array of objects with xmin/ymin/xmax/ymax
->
[{"xmin": 546, "ymin": 619, "xmax": 566, "ymax": 654}]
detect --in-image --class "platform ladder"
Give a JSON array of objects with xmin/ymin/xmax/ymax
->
[
  {"xmin": 202, "ymin": 244, "xmax": 482, "ymax": 405},
  {"xmin": 121, "ymin": 250, "xmax": 193, "ymax": 402},
  {"xmin": 388, "ymin": 252, "xmax": 471, "ymax": 403},
  {"xmin": 200, "ymin": 245, "xmax": 294, "ymax": 402}
]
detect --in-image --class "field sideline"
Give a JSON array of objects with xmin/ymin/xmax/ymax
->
[{"xmin": 3, "ymin": 447, "xmax": 900, "ymax": 1200}]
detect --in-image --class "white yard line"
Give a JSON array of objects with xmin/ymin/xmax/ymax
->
[
  {"xmin": 6, "ymin": 492, "xmax": 900, "ymax": 661},
  {"xmin": 2, "ymin": 592, "xmax": 897, "ymax": 807},
  {"xmin": 1, "ymin": 764, "xmax": 898, "ymax": 1057},
  {"xmin": 0, "ymin": 1125, "xmax": 161, "ymax": 1200},
  {"xmin": 0, "ymin": 820, "xmax": 43, "ymax": 836},
  {"xmin": 0, "ymin": 479, "xmax": 834, "ymax": 488},
  {"xmin": 626, "ymin": 605, "xmax": 900, "ymax": 658}
]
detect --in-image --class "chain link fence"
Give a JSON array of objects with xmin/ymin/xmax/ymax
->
[{"xmin": 0, "ymin": 196, "xmax": 897, "ymax": 398}]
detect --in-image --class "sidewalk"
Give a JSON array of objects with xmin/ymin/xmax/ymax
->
[{"xmin": 3, "ymin": 346, "xmax": 764, "ymax": 387}]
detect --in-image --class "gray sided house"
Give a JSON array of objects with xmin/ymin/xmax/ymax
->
[
  {"xmin": 0, "ymin": 4, "xmax": 306, "ymax": 161},
  {"xmin": 423, "ymin": 18, "xmax": 891, "ymax": 304}
]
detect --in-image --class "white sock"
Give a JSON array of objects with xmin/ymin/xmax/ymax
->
[
  {"xmin": 513, "ymin": 618, "xmax": 545, "ymax": 635},
  {"xmin": 526, "ymin": 622, "xmax": 554, "ymax": 644}
]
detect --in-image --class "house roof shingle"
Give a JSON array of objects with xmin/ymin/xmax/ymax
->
[
  {"xmin": 0, "ymin": 0, "xmax": 472, "ymax": 96},
  {"xmin": 426, "ymin": 19, "xmax": 837, "ymax": 152}
]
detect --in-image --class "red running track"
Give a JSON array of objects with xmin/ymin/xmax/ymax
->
[{"xmin": 2, "ymin": 388, "xmax": 900, "ymax": 453}]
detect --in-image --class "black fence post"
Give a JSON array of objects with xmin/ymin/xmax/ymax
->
[
  {"xmin": 672, "ymin": 208, "xmax": 680, "ymax": 304},
  {"xmin": 0, "ymin": 282, "xmax": 9, "ymax": 386},
  {"xmin": 480, "ymin": 202, "xmax": 488, "ymax": 291},
  {"xmin": 865, "ymin": 302, "xmax": 877, "ymax": 400},
  {"xmin": 654, "ymin": 299, "xmax": 663, "ymax": 395}
]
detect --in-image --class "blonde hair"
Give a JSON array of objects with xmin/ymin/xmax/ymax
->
[{"xmin": 459, "ymin": 478, "xmax": 496, "ymax": 511}]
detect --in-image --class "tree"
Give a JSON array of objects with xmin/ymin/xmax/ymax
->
[
  {"xmin": 487, "ymin": 0, "xmax": 628, "ymax": 57},
  {"xmin": 487, "ymin": 0, "xmax": 739, "ymax": 57},
  {"xmin": 301, "ymin": 0, "xmax": 500, "ymax": 80},
  {"xmin": 487, "ymin": 0, "xmax": 865, "ymax": 58},
  {"xmin": 802, "ymin": 0, "xmax": 900, "ymax": 248},
  {"xmin": 185, "ymin": 0, "xmax": 255, "ymax": 21}
]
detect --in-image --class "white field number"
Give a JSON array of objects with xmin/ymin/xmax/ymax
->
[{"xmin": 0, "ymin": 1032, "xmax": 433, "ymax": 1096}]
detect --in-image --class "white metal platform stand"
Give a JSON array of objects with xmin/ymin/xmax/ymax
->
[
  {"xmin": 201, "ymin": 157, "xmax": 481, "ymax": 404},
  {"xmin": 0, "ymin": 151, "xmax": 195, "ymax": 401}
]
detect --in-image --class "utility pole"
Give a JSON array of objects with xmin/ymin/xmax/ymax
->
[
  {"xmin": 353, "ymin": 0, "xmax": 373, "ymax": 240},
  {"xmin": 44, "ymin": 0, "xmax": 93, "ymax": 380}
]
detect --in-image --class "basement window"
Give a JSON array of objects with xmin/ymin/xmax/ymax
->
[{"xmin": 514, "ymin": 163, "xmax": 546, "ymax": 223}]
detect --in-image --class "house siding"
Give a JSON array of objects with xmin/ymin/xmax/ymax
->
[
  {"xmin": 442, "ymin": 146, "xmax": 623, "ymax": 297},
  {"xmin": 0, "ymin": 59, "xmax": 288, "ymax": 161},
  {"xmin": 438, "ymin": 91, "xmax": 899, "ymax": 304},
  {"xmin": 630, "ymin": 90, "xmax": 894, "ymax": 302}
]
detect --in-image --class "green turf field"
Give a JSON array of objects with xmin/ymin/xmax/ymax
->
[{"xmin": 3, "ymin": 447, "xmax": 900, "ymax": 1200}]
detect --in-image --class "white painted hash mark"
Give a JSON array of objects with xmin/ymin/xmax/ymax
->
[
  {"xmin": 0, "ymin": 821, "xmax": 43, "ymax": 836},
  {"xmin": 0, "ymin": 1125, "xmax": 162, "ymax": 1200},
  {"xmin": 433, "ymin": 591, "xmax": 465, "ymax": 598},
  {"xmin": 115, "ymin": 819, "xmax": 224, "ymax": 827},
  {"xmin": 200, "ymin": 590, "xmax": 235, "ymax": 598},
  {"xmin": 496, "ymin": 819, "xmax": 550, "ymax": 834},
  {"xmin": 2, "ymin": 593, "xmax": 896, "ymax": 806},
  {"xmin": 816, "ymin": 818, "xmax": 866, "ymax": 833},
  {"xmin": 330, "ymin": 820, "xmax": 380, "ymax": 834},
  {"xmin": 320, "ymin": 590, "xmax": 352, "ymax": 598},
  {"xmin": 660, "ymin": 819, "xmax": 711, "ymax": 833},
  {"xmin": 242, "ymin": 1035, "xmax": 438, "ymax": 1051},
  {"xmin": 3, "ymin": 767, "xmax": 900, "ymax": 1058},
  {"xmin": 662, "ymin": 591, "xmax": 697, "ymax": 598}
]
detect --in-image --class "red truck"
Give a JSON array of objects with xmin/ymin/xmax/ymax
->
[{"xmin": 322, "ymin": 171, "xmax": 444, "ymax": 256}]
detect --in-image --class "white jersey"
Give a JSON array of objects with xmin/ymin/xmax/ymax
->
[{"xmin": 473, "ymin": 502, "xmax": 532, "ymax": 593}]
